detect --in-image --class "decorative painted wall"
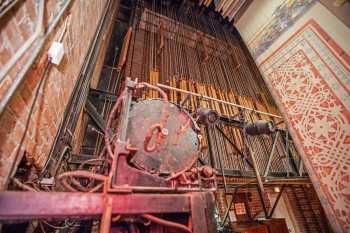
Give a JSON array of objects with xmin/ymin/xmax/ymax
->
[
  {"xmin": 236, "ymin": 1, "xmax": 350, "ymax": 232},
  {"xmin": 248, "ymin": 0, "xmax": 315, "ymax": 58},
  {"xmin": 259, "ymin": 19, "xmax": 350, "ymax": 233}
]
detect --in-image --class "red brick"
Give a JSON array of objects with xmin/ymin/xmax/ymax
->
[
  {"xmin": 4, "ymin": 19, "xmax": 24, "ymax": 51},
  {"xmin": 23, "ymin": 70, "xmax": 41, "ymax": 91},
  {"xmin": 24, "ymin": 0, "xmax": 37, "ymax": 22},
  {"xmin": 0, "ymin": 137, "xmax": 16, "ymax": 159},
  {"xmin": 19, "ymin": 81, "xmax": 34, "ymax": 105},
  {"xmin": 8, "ymin": 93, "xmax": 29, "ymax": 118},
  {"xmin": 0, "ymin": 76, "xmax": 13, "ymax": 98},
  {"xmin": 9, "ymin": 121, "xmax": 25, "ymax": 142},
  {"xmin": 0, "ymin": 0, "xmax": 112, "ymax": 189},
  {"xmin": 0, "ymin": 35, "xmax": 13, "ymax": 66},
  {"xmin": 0, "ymin": 109, "xmax": 18, "ymax": 135},
  {"xmin": 14, "ymin": 4, "xmax": 33, "ymax": 40}
]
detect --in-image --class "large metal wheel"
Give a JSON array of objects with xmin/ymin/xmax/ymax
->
[{"xmin": 127, "ymin": 99, "xmax": 200, "ymax": 176}]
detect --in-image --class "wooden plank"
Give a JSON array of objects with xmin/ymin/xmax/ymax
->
[
  {"xmin": 196, "ymin": 83, "xmax": 207, "ymax": 108},
  {"xmin": 169, "ymin": 76, "xmax": 174, "ymax": 103},
  {"xmin": 206, "ymin": 85, "xmax": 214, "ymax": 111},
  {"xmin": 210, "ymin": 85, "xmax": 221, "ymax": 114},
  {"xmin": 188, "ymin": 80, "xmax": 196, "ymax": 110},
  {"xmin": 117, "ymin": 27, "xmax": 133, "ymax": 71},
  {"xmin": 245, "ymin": 96, "xmax": 259, "ymax": 122},
  {"xmin": 171, "ymin": 76, "xmax": 178, "ymax": 104},
  {"xmin": 216, "ymin": 90, "xmax": 225, "ymax": 116},
  {"xmin": 228, "ymin": 91, "xmax": 239, "ymax": 116},
  {"xmin": 223, "ymin": 92, "xmax": 232, "ymax": 117},
  {"xmin": 255, "ymin": 100, "xmax": 270, "ymax": 121},
  {"xmin": 149, "ymin": 69, "xmax": 159, "ymax": 99},
  {"xmin": 148, "ymin": 70, "xmax": 152, "ymax": 99}
]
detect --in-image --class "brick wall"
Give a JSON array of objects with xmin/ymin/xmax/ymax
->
[
  {"xmin": 215, "ymin": 189, "xmax": 227, "ymax": 218},
  {"xmin": 217, "ymin": 186, "xmax": 332, "ymax": 231},
  {"xmin": 0, "ymin": 0, "xmax": 112, "ymax": 189},
  {"xmin": 284, "ymin": 185, "xmax": 333, "ymax": 233},
  {"xmin": 216, "ymin": 188, "xmax": 271, "ymax": 221},
  {"xmin": 0, "ymin": 0, "xmax": 38, "ymax": 101},
  {"xmin": 71, "ymin": 4, "xmax": 119, "ymax": 155}
]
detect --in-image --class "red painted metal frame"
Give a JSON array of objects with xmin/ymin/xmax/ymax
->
[
  {"xmin": 0, "ymin": 79, "xmax": 217, "ymax": 232},
  {"xmin": 103, "ymin": 78, "xmax": 216, "ymax": 193},
  {"xmin": 0, "ymin": 191, "xmax": 190, "ymax": 220},
  {"xmin": 0, "ymin": 191, "xmax": 216, "ymax": 233}
]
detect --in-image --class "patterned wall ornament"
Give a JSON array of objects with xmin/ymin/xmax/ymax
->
[
  {"xmin": 248, "ymin": 0, "xmax": 315, "ymax": 59},
  {"xmin": 259, "ymin": 19, "xmax": 350, "ymax": 233}
]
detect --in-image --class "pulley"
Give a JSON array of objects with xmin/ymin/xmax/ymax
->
[
  {"xmin": 244, "ymin": 120, "xmax": 276, "ymax": 135},
  {"xmin": 127, "ymin": 99, "xmax": 200, "ymax": 175},
  {"xmin": 196, "ymin": 108, "xmax": 219, "ymax": 126}
]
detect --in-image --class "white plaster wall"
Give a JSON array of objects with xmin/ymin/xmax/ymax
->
[{"xmin": 235, "ymin": 0, "xmax": 285, "ymax": 45}]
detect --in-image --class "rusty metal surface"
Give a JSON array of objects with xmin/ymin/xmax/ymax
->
[
  {"xmin": 128, "ymin": 99, "xmax": 200, "ymax": 175},
  {"xmin": 191, "ymin": 192, "xmax": 217, "ymax": 233},
  {"xmin": 3, "ymin": 80, "xmax": 216, "ymax": 231},
  {"xmin": 0, "ymin": 191, "xmax": 192, "ymax": 220},
  {"xmin": 0, "ymin": 191, "xmax": 217, "ymax": 233}
]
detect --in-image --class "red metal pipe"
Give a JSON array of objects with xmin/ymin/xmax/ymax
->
[
  {"xmin": 58, "ymin": 171, "xmax": 107, "ymax": 181},
  {"xmin": 0, "ymin": 191, "xmax": 192, "ymax": 220},
  {"xmin": 57, "ymin": 170, "xmax": 107, "ymax": 192},
  {"xmin": 136, "ymin": 82, "xmax": 170, "ymax": 153},
  {"xmin": 142, "ymin": 214, "xmax": 192, "ymax": 233},
  {"xmin": 105, "ymin": 91, "xmax": 126, "ymax": 159},
  {"xmin": 143, "ymin": 123, "xmax": 162, "ymax": 152}
]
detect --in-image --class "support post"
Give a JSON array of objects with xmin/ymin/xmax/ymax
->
[
  {"xmin": 221, "ymin": 187, "xmax": 238, "ymax": 226},
  {"xmin": 268, "ymin": 185, "xmax": 285, "ymax": 218},
  {"xmin": 298, "ymin": 159, "xmax": 304, "ymax": 176},
  {"xmin": 100, "ymin": 197, "xmax": 113, "ymax": 233},
  {"xmin": 244, "ymin": 133, "xmax": 267, "ymax": 218},
  {"xmin": 85, "ymin": 99, "xmax": 107, "ymax": 132},
  {"xmin": 264, "ymin": 131, "xmax": 279, "ymax": 177},
  {"xmin": 256, "ymin": 184, "xmax": 268, "ymax": 219},
  {"xmin": 245, "ymin": 137, "xmax": 265, "ymax": 194},
  {"xmin": 205, "ymin": 126, "xmax": 216, "ymax": 169}
]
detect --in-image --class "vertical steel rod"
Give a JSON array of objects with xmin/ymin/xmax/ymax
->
[
  {"xmin": 264, "ymin": 131, "xmax": 279, "ymax": 177},
  {"xmin": 268, "ymin": 185, "xmax": 285, "ymax": 218}
]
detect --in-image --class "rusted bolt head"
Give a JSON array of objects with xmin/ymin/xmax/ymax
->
[
  {"xmin": 161, "ymin": 128, "xmax": 169, "ymax": 136},
  {"xmin": 201, "ymin": 166, "xmax": 214, "ymax": 178},
  {"xmin": 191, "ymin": 167, "xmax": 198, "ymax": 174}
]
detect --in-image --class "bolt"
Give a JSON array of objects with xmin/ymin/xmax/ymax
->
[
  {"xmin": 161, "ymin": 128, "xmax": 169, "ymax": 136},
  {"xmin": 201, "ymin": 166, "xmax": 214, "ymax": 178}
]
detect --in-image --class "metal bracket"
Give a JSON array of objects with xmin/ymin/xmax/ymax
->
[
  {"xmin": 264, "ymin": 131, "xmax": 279, "ymax": 177},
  {"xmin": 85, "ymin": 99, "xmax": 106, "ymax": 132},
  {"xmin": 89, "ymin": 88, "xmax": 118, "ymax": 102},
  {"xmin": 268, "ymin": 185, "xmax": 286, "ymax": 218}
]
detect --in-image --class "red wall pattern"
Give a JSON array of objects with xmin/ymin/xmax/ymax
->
[{"xmin": 259, "ymin": 20, "xmax": 350, "ymax": 233}]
